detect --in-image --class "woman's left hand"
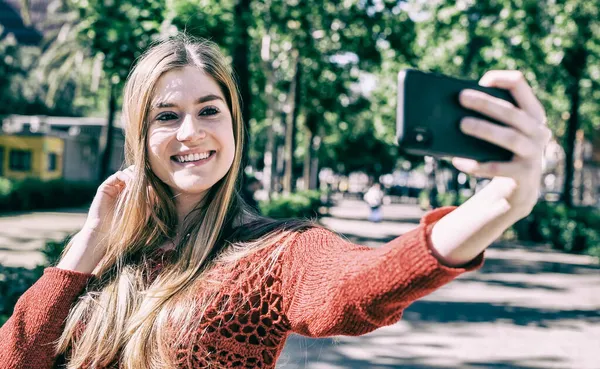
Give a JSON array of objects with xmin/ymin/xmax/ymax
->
[{"xmin": 452, "ymin": 70, "xmax": 553, "ymax": 219}]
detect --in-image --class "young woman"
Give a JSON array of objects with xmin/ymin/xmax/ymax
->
[{"xmin": 0, "ymin": 35, "xmax": 551, "ymax": 369}]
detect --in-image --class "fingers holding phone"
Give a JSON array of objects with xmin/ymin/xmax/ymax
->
[
  {"xmin": 451, "ymin": 70, "xmax": 552, "ymax": 215},
  {"xmin": 452, "ymin": 71, "xmax": 552, "ymax": 182},
  {"xmin": 396, "ymin": 69, "xmax": 516, "ymax": 162}
]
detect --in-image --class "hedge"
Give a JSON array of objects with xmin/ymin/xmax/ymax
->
[
  {"xmin": 0, "ymin": 235, "xmax": 70, "ymax": 325},
  {"xmin": 259, "ymin": 190, "xmax": 323, "ymax": 219},
  {"xmin": 512, "ymin": 201, "xmax": 600, "ymax": 260},
  {"xmin": 0, "ymin": 177, "xmax": 96, "ymax": 213}
]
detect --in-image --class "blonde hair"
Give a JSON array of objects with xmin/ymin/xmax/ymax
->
[{"xmin": 56, "ymin": 35, "xmax": 315, "ymax": 368}]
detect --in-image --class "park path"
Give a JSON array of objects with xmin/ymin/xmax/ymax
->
[
  {"xmin": 278, "ymin": 200, "xmax": 600, "ymax": 369},
  {"xmin": 0, "ymin": 200, "xmax": 598, "ymax": 368}
]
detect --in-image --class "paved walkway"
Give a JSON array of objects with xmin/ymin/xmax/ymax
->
[
  {"xmin": 279, "ymin": 200, "xmax": 600, "ymax": 369},
  {"xmin": 0, "ymin": 208, "xmax": 87, "ymax": 268},
  {"xmin": 1, "ymin": 201, "xmax": 598, "ymax": 368}
]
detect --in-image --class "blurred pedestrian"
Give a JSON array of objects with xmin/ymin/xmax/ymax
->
[{"xmin": 364, "ymin": 182, "xmax": 384, "ymax": 222}]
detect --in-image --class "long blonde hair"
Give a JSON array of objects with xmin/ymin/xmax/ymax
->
[{"xmin": 56, "ymin": 35, "xmax": 315, "ymax": 368}]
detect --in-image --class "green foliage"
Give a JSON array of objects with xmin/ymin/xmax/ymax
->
[
  {"xmin": 0, "ymin": 264, "xmax": 44, "ymax": 326},
  {"xmin": 0, "ymin": 178, "xmax": 96, "ymax": 213},
  {"xmin": 74, "ymin": 0, "xmax": 166, "ymax": 86},
  {"xmin": 41, "ymin": 237, "xmax": 71, "ymax": 267},
  {"xmin": 240, "ymin": 0, "xmax": 420, "ymax": 179},
  {"xmin": 259, "ymin": 190, "xmax": 322, "ymax": 219},
  {"xmin": 168, "ymin": 0, "xmax": 235, "ymax": 48},
  {"xmin": 436, "ymin": 192, "xmax": 470, "ymax": 207},
  {"xmin": 0, "ymin": 27, "xmax": 25, "ymax": 116},
  {"xmin": 418, "ymin": 189, "xmax": 469, "ymax": 210},
  {"xmin": 513, "ymin": 201, "xmax": 600, "ymax": 259},
  {"xmin": 3, "ymin": 0, "xmax": 600, "ymax": 207},
  {"xmin": 322, "ymin": 125, "xmax": 397, "ymax": 177},
  {"xmin": 0, "ymin": 235, "xmax": 71, "ymax": 326},
  {"xmin": 0, "ymin": 177, "xmax": 13, "ymax": 197}
]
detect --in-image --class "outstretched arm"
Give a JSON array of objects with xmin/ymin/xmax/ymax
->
[{"xmin": 280, "ymin": 208, "xmax": 483, "ymax": 338}]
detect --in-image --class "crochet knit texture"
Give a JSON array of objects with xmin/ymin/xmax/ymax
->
[{"xmin": 0, "ymin": 207, "xmax": 483, "ymax": 368}]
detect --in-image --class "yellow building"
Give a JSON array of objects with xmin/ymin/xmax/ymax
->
[
  {"xmin": 0, "ymin": 135, "xmax": 64, "ymax": 181},
  {"xmin": 1, "ymin": 115, "xmax": 125, "ymax": 183}
]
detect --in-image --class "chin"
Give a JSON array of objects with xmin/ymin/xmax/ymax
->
[
  {"xmin": 175, "ymin": 174, "xmax": 230, "ymax": 196},
  {"xmin": 175, "ymin": 182, "xmax": 213, "ymax": 195}
]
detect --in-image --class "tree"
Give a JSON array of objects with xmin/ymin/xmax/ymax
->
[
  {"xmin": 497, "ymin": 1, "xmax": 600, "ymax": 207},
  {"xmin": 0, "ymin": 27, "xmax": 23, "ymax": 117},
  {"xmin": 547, "ymin": 3, "xmax": 598, "ymax": 207},
  {"xmin": 32, "ymin": 2, "xmax": 105, "ymax": 117},
  {"xmin": 74, "ymin": 0, "xmax": 166, "ymax": 181},
  {"xmin": 251, "ymin": 0, "xmax": 417, "ymax": 191}
]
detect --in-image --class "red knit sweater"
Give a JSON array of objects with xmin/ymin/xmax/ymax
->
[{"xmin": 0, "ymin": 207, "xmax": 483, "ymax": 368}]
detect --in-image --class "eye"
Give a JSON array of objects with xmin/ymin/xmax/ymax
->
[
  {"xmin": 200, "ymin": 106, "xmax": 220, "ymax": 116},
  {"xmin": 156, "ymin": 112, "xmax": 178, "ymax": 122}
]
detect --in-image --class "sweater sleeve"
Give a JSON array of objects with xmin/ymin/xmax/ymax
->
[
  {"xmin": 280, "ymin": 206, "xmax": 484, "ymax": 338},
  {"xmin": 0, "ymin": 267, "xmax": 93, "ymax": 369}
]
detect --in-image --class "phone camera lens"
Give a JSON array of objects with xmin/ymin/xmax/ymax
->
[{"xmin": 411, "ymin": 127, "xmax": 432, "ymax": 147}]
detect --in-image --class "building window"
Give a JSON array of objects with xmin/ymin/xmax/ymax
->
[
  {"xmin": 9, "ymin": 150, "xmax": 32, "ymax": 171},
  {"xmin": 48, "ymin": 153, "xmax": 58, "ymax": 171}
]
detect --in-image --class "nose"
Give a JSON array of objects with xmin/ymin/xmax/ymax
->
[{"xmin": 176, "ymin": 113, "xmax": 207, "ymax": 142}]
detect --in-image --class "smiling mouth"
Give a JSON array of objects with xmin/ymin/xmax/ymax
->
[{"xmin": 171, "ymin": 150, "xmax": 216, "ymax": 164}]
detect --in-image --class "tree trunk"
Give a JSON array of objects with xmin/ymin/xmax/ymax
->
[
  {"xmin": 260, "ymin": 33, "xmax": 280, "ymax": 198},
  {"xmin": 302, "ymin": 113, "xmax": 318, "ymax": 191},
  {"xmin": 98, "ymin": 81, "xmax": 116, "ymax": 182},
  {"xmin": 449, "ymin": 22, "xmax": 486, "ymax": 205},
  {"xmin": 263, "ymin": 108, "xmax": 275, "ymax": 196},
  {"xmin": 233, "ymin": 0, "xmax": 252, "ymax": 176},
  {"xmin": 574, "ymin": 129, "xmax": 585, "ymax": 205},
  {"xmin": 283, "ymin": 54, "xmax": 301, "ymax": 193},
  {"xmin": 302, "ymin": 127, "xmax": 312, "ymax": 191},
  {"xmin": 310, "ymin": 134, "xmax": 321, "ymax": 190},
  {"xmin": 275, "ymin": 113, "xmax": 286, "ymax": 193},
  {"xmin": 562, "ymin": 48, "xmax": 586, "ymax": 208},
  {"xmin": 264, "ymin": 111, "xmax": 282, "ymax": 198}
]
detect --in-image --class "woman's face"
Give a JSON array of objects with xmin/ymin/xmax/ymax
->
[{"xmin": 146, "ymin": 66, "xmax": 235, "ymax": 199}]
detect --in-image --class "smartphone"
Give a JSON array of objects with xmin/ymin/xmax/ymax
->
[{"xmin": 396, "ymin": 69, "xmax": 516, "ymax": 162}]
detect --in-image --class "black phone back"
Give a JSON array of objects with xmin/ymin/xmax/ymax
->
[{"xmin": 396, "ymin": 69, "xmax": 516, "ymax": 162}]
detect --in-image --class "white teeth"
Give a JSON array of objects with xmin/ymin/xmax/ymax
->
[{"xmin": 175, "ymin": 151, "xmax": 211, "ymax": 163}]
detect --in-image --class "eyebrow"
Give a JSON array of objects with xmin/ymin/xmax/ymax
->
[{"xmin": 151, "ymin": 94, "xmax": 225, "ymax": 110}]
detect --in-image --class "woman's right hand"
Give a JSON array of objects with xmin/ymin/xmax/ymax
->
[
  {"xmin": 83, "ymin": 165, "xmax": 135, "ymax": 235},
  {"xmin": 57, "ymin": 166, "xmax": 135, "ymax": 274}
]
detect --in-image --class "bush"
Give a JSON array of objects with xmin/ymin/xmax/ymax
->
[
  {"xmin": 418, "ymin": 189, "xmax": 469, "ymax": 210},
  {"xmin": 0, "ymin": 177, "xmax": 14, "ymax": 209},
  {"xmin": 260, "ymin": 191, "xmax": 323, "ymax": 219},
  {"xmin": 0, "ymin": 264, "xmax": 44, "ymax": 325},
  {"xmin": 513, "ymin": 201, "xmax": 600, "ymax": 259},
  {"xmin": 0, "ymin": 178, "xmax": 96, "ymax": 213},
  {"xmin": 41, "ymin": 237, "xmax": 71, "ymax": 266},
  {"xmin": 0, "ymin": 235, "xmax": 71, "ymax": 325}
]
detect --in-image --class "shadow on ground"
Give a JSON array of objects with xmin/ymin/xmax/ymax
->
[
  {"xmin": 323, "ymin": 214, "xmax": 423, "ymax": 224},
  {"xmin": 279, "ymin": 333, "xmax": 570, "ymax": 369},
  {"xmin": 277, "ymin": 228, "xmax": 600, "ymax": 369},
  {"xmin": 401, "ymin": 300, "xmax": 600, "ymax": 328}
]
